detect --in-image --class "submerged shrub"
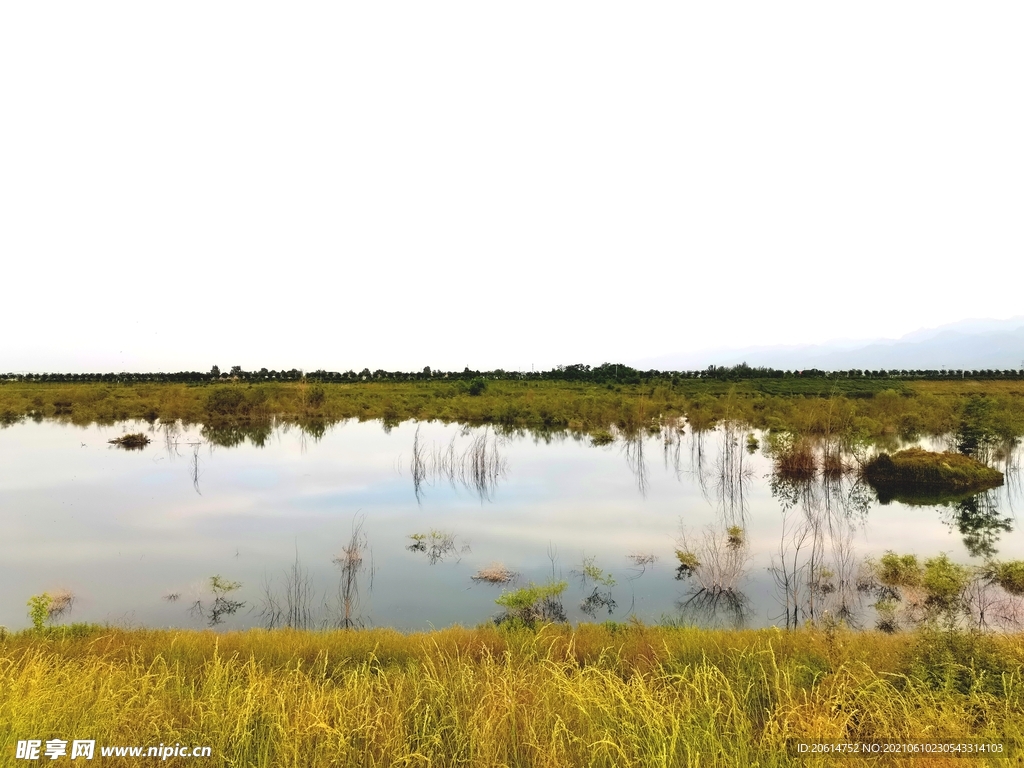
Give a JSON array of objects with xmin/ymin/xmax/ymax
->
[
  {"xmin": 108, "ymin": 432, "xmax": 150, "ymax": 449},
  {"xmin": 495, "ymin": 581, "xmax": 567, "ymax": 626},
  {"xmin": 921, "ymin": 554, "xmax": 970, "ymax": 612},
  {"xmin": 877, "ymin": 552, "xmax": 921, "ymax": 588},
  {"xmin": 987, "ymin": 560, "xmax": 1024, "ymax": 595},
  {"xmin": 768, "ymin": 433, "xmax": 818, "ymax": 479},
  {"xmin": 674, "ymin": 549, "xmax": 700, "ymax": 579}
]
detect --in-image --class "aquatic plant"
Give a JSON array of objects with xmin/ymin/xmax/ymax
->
[
  {"xmin": 186, "ymin": 577, "xmax": 245, "ymax": 627},
  {"xmin": 674, "ymin": 550, "xmax": 700, "ymax": 579},
  {"xmin": 259, "ymin": 551, "xmax": 317, "ymax": 630},
  {"xmin": 572, "ymin": 557, "xmax": 616, "ymax": 619},
  {"xmin": 494, "ymin": 581, "xmax": 568, "ymax": 626},
  {"xmin": 674, "ymin": 526, "xmax": 751, "ymax": 627},
  {"xmin": 406, "ymin": 529, "xmax": 465, "ymax": 564},
  {"xmin": 767, "ymin": 433, "xmax": 818, "ymax": 479},
  {"xmin": 108, "ymin": 432, "xmax": 150, "ymax": 449},
  {"xmin": 860, "ymin": 551, "xmax": 1024, "ymax": 631},
  {"xmin": 331, "ymin": 518, "xmax": 373, "ymax": 629},
  {"xmin": 470, "ymin": 563, "xmax": 518, "ymax": 585},
  {"xmin": 988, "ymin": 560, "xmax": 1024, "ymax": 596}
]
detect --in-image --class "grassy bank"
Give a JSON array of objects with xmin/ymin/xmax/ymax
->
[
  {"xmin": 2, "ymin": 378, "xmax": 1024, "ymax": 444},
  {"xmin": 1, "ymin": 624, "xmax": 1022, "ymax": 767}
]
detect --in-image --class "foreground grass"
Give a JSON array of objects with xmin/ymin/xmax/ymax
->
[
  {"xmin": 2, "ymin": 624, "xmax": 1023, "ymax": 766},
  {"xmin": 2, "ymin": 378, "xmax": 1024, "ymax": 443}
]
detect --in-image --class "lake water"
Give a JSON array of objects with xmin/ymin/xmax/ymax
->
[{"xmin": 1, "ymin": 419, "xmax": 1020, "ymax": 632}]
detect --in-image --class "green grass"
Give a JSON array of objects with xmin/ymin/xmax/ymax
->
[
  {"xmin": 1, "ymin": 624, "xmax": 1022, "ymax": 766},
  {"xmin": 3, "ymin": 378, "xmax": 1024, "ymax": 445},
  {"xmin": 863, "ymin": 449, "xmax": 1005, "ymax": 505}
]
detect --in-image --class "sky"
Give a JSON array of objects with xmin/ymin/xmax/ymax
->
[{"xmin": 2, "ymin": 3, "xmax": 1022, "ymax": 373}]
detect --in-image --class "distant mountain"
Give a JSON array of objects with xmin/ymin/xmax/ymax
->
[{"xmin": 637, "ymin": 317, "xmax": 1024, "ymax": 372}]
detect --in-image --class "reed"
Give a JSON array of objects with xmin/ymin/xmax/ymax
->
[{"xmin": 1, "ymin": 624, "xmax": 1022, "ymax": 766}]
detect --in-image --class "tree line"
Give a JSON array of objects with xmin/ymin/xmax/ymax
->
[{"xmin": 3, "ymin": 361, "xmax": 1022, "ymax": 384}]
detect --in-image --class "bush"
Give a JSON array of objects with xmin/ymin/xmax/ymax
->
[
  {"xmin": 495, "ymin": 581, "xmax": 567, "ymax": 625},
  {"xmin": 921, "ymin": 554, "xmax": 969, "ymax": 611},
  {"xmin": 877, "ymin": 552, "xmax": 921, "ymax": 588},
  {"xmin": 27, "ymin": 594, "xmax": 50, "ymax": 632},
  {"xmin": 206, "ymin": 388, "xmax": 249, "ymax": 415}
]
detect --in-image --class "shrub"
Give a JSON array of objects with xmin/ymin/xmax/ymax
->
[
  {"xmin": 206, "ymin": 388, "xmax": 248, "ymax": 415},
  {"xmin": 674, "ymin": 549, "xmax": 700, "ymax": 579},
  {"xmin": 306, "ymin": 385, "xmax": 326, "ymax": 408},
  {"xmin": 27, "ymin": 594, "xmax": 50, "ymax": 632},
  {"xmin": 877, "ymin": 552, "xmax": 921, "ymax": 588},
  {"xmin": 495, "ymin": 581, "xmax": 567, "ymax": 625},
  {"xmin": 921, "ymin": 554, "xmax": 969, "ymax": 611}
]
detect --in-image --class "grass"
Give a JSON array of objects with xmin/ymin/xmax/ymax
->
[
  {"xmin": 107, "ymin": 432, "xmax": 150, "ymax": 449},
  {"xmin": 1, "ymin": 624, "xmax": 1022, "ymax": 766},
  {"xmin": 862, "ymin": 448, "xmax": 1005, "ymax": 505},
  {"xmin": 3, "ymin": 378, "xmax": 1024, "ymax": 445}
]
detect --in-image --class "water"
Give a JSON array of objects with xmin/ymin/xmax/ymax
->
[{"xmin": 0, "ymin": 419, "xmax": 1020, "ymax": 632}]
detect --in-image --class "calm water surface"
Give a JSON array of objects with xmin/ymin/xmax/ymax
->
[{"xmin": 1, "ymin": 419, "xmax": 1020, "ymax": 631}]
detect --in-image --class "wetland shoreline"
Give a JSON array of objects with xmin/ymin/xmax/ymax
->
[{"xmin": 2, "ymin": 376, "xmax": 1023, "ymax": 446}]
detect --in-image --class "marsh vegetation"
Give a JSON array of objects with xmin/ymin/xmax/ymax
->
[
  {"xmin": 107, "ymin": 432, "xmax": 150, "ymax": 449},
  {"xmin": 4, "ymin": 376, "xmax": 1024, "ymax": 448},
  {"xmin": 3, "ymin": 378, "xmax": 1023, "ymax": 637}
]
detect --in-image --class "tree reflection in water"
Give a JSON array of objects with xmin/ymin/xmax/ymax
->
[
  {"xmin": 673, "ymin": 525, "xmax": 752, "ymax": 629},
  {"xmin": 940, "ymin": 492, "xmax": 1013, "ymax": 559},
  {"xmin": 768, "ymin": 448, "xmax": 872, "ymax": 629}
]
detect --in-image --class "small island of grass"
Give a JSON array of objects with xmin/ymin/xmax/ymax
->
[
  {"xmin": 862, "ymin": 447, "xmax": 1003, "ymax": 505},
  {"xmin": 108, "ymin": 432, "xmax": 151, "ymax": 449}
]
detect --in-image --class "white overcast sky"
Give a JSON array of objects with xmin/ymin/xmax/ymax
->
[{"xmin": 2, "ymin": 3, "xmax": 1022, "ymax": 373}]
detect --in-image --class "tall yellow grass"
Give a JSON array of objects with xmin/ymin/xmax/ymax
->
[{"xmin": 2, "ymin": 624, "xmax": 1022, "ymax": 766}]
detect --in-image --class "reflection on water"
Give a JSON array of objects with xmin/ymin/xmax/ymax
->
[
  {"xmin": 674, "ymin": 524, "xmax": 752, "ymax": 629},
  {"xmin": 409, "ymin": 426, "xmax": 506, "ymax": 502},
  {"xmin": 768, "ymin": 456, "xmax": 873, "ymax": 629},
  {"xmin": 941, "ymin": 493, "xmax": 1013, "ymax": 559},
  {"xmin": 0, "ymin": 419, "xmax": 1022, "ymax": 632}
]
